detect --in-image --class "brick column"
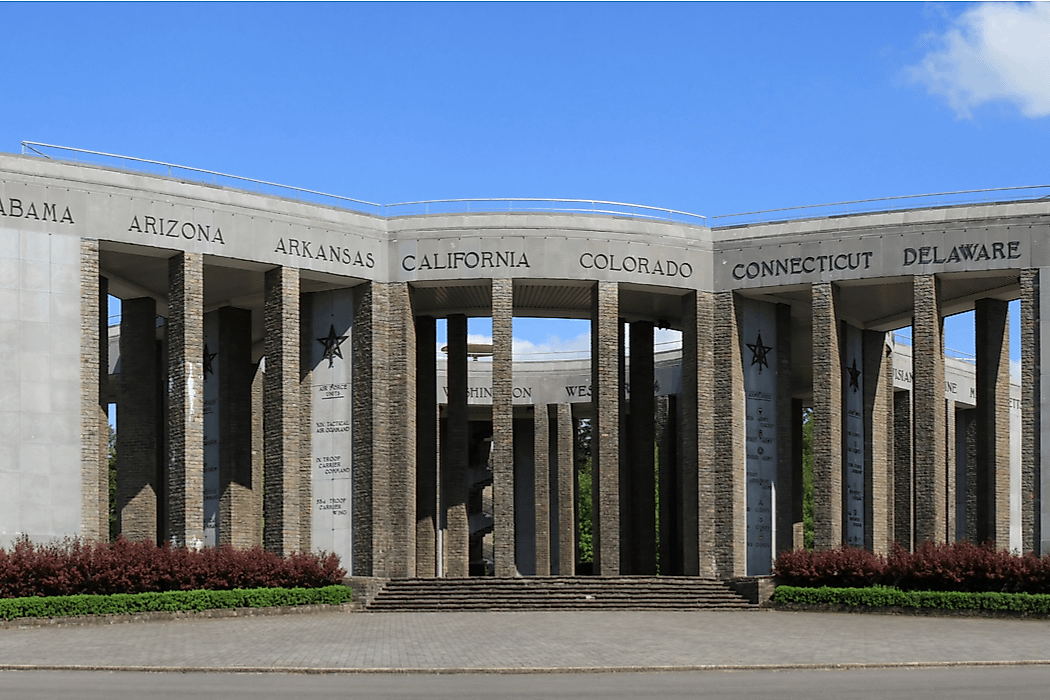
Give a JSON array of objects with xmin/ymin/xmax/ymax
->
[
  {"xmin": 117, "ymin": 297, "xmax": 159, "ymax": 541},
  {"xmin": 591, "ymin": 281, "xmax": 620, "ymax": 575},
  {"xmin": 491, "ymin": 279, "xmax": 515, "ymax": 577},
  {"xmin": 1020, "ymin": 269, "xmax": 1041, "ymax": 554},
  {"xmin": 863, "ymin": 330, "xmax": 894, "ymax": 555},
  {"xmin": 912, "ymin": 274, "xmax": 947, "ymax": 545},
  {"xmin": 812, "ymin": 282, "xmax": 843, "ymax": 550},
  {"xmin": 533, "ymin": 403, "xmax": 551, "ymax": 576},
  {"xmin": 627, "ymin": 321, "xmax": 656, "ymax": 575},
  {"xmin": 217, "ymin": 306, "xmax": 255, "ymax": 549},
  {"xmin": 98, "ymin": 275, "xmax": 109, "ymax": 538},
  {"xmin": 79, "ymin": 239, "xmax": 104, "ymax": 542},
  {"xmin": 893, "ymin": 390, "xmax": 913, "ymax": 550},
  {"xmin": 681, "ymin": 290, "xmax": 716, "ymax": 576},
  {"xmin": 945, "ymin": 401, "xmax": 957, "ymax": 544},
  {"xmin": 443, "ymin": 314, "xmax": 470, "ymax": 577},
  {"xmin": 961, "ymin": 409, "xmax": 978, "ymax": 542},
  {"xmin": 712, "ymin": 291, "xmax": 746, "ymax": 577},
  {"xmin": 352, "ymin": 283, "xmax": 376, "ymax": 575},
  {"xmin": 975, "ymin": 298, "xmax": 1011, "ymax": 546},
  {"xmin": 657, "ymin": 395, "xmax": 679, "ymax": 573},
  {"xmin": 263, "ymin": 266, "xmax": 300, "ymax": 556},
  {"xmin": 298, "ymin": 296, "xmax": 313, "ymax": 556},
  {"xmin": 555, "ymin": 403, "xmax": 575, "ymax": 576},
  {"xmin": 168, "ymin": 252, "xmax": 205, "ymax": 548},
  {"xmin": 416, "ymin": 315, "xmax": 438, "ymax": 577}
]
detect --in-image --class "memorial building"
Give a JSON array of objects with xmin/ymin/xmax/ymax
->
[{"xmin": 1, "ymin": 145, "xmax": 1047, "ymax": 581}]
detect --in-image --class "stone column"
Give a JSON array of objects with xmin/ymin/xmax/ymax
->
[
  {"xmin": 712, "ymin": 291, "xmax": 746, "ymax": 577},
  {"xmin": 79, "ymin": 240, "xmax": 105, "ymax": 542},
  {"xmin": 167, "ymin": 253, "xmax": 205, "ymax": 548},
  {"xmin": 811, "ymin": 282, "xmax": 842, "ymax": 550},
  {"xmin": 893, "ymin": 390, "xmax": 913, "ymax": 550},
  {"xmin": 591, "ymin": 281, "xmax": 620, "ymax": 575},
  {"xmin": 491, "ymin": 279, "xmax": 515, "ymax": 577},
  {"xmin": 912, "ymin": 274, "xmax": 947, "ymax": 545},
  {"xmin": 216, "ymin": 306, "xmax": 254, "ymax": 549},
  {"xmin": 443, "ymin": 314, "xmax": 470, "ymax": 577},
  {"xmin": 416, "ymin": 315, "xmax": 438, "ymax": 577},
  {"xmin": 387, "ymin": 283, "xmax": 416, "ymax": 577},
  {"xmin": 657, "ymin": 395, "xmax": 679, "ymax": 574},
  {"xmin": 627, "ymin": 321, "xmax": 656, "ymax": 575},
  {"xmin": 117, "ymin": 297, "xmax": 159, "ymax": 541},
  {"xmin": 1020, "ymin": 269, "xmax": 1041, "ymax": 554},
  {"xmin": 263, "ymin": 266, "xmax": 300, "ymax": 556},
  {"xmin": 533, "ymin": 403, "xmax": 551, "ymax": 576},
  {"xmin": 775, "ymin": 304, "xmax": 794, "ymax": 558},
  {"xmin": 863, "ymin": 330, "xmax": 894, "ymax": 554},
  {"xmin": 350, "ymin": 282, "xmax": 416, "ymax": 576},
  {"xmin": 975, "ymin": 298, "xmax": 1011, "ymax": 546},
  {"xmin": 681, "ymin": 290, "xmax": 716, "ymax": 576},
  {"xmin": 555, "ymin": 403, "xmax": 575, "ymax": 576},
  {"xmin": 250, "ymin": 363, "xmax": 264, "ymax": 547},
  {"xmin": 791, "ymin": 399, "xmax": 805, "ymax": 549}
]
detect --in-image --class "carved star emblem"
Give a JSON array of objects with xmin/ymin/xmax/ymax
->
[
  {"xmin": 746, "ymin": 332, "xmax": 772, "ymax": 373},
  {"xmin": 203, "ymin": 343, "xmax": 217, "ymax": 376},
  {"xmin": 317, "ymin": 324, "xmax": 349, "ymax": 369},
  {"xmin": 847, "ymin": 357, "xmax": 861, "ymax": 393}
]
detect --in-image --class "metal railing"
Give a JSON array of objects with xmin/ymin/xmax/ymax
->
[
  {"xmin": 21, "ymin": 141, "xmax": 1050, "ymax": 229},
  {"xmin": 710, "ymin": 185, "xmax": 1050, "ymax": 228},
  {"xmin": 20, "ymin": 142, "xmax": 705, "ymax": 224},
  {"xmin": 21, "ymin": 142, "xmax": 383, "ymax": 215},
  {"xmin": 384, "ymin": 197, "xmax": 706, "ymax": 224}
]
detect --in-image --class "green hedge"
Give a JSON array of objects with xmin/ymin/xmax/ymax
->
[
  {"xmin": 0, "ymin": 584, "xmax": 351, "ymax": 621},
  {"xmin": 773, "ymin": 585, "xmax": 1050, "ymax": 614}
]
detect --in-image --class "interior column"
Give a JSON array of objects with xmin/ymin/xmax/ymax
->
[
  {"xmin": 117, "ymin": 297, "xmax": 159, "ymax": 542},
  {"xmin": 443, "ymin": 314, "xmax": 470, "ymax": 577},
  {"xmin": 975, "ymin": 298, "xmax": 1011, "ymax": 546},
  {"xmin": 416, "ymin": 315, "xmax": 438, "ymax": 577},
  {"xmin": 627, "ymin": 320, "xmax": 656, "ymax": 575}
]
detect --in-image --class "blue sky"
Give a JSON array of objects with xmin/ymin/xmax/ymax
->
[{"xmin": 3, "ymin": 2, "xmax": 1047, "ymax": 359}]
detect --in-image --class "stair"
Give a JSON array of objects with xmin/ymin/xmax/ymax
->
[{"xmin": 365, "ymin": 576, "xmax": 756, "ymax": 612}]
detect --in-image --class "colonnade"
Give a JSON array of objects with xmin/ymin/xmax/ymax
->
[{"xmin": 104, "ymin": 261, "xmax": 1046, "ymax": 579}]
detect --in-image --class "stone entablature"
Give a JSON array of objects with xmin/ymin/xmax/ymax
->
[{"xmin": 4, "ymin": 153, "xmax": 1049, "ymax": 295}]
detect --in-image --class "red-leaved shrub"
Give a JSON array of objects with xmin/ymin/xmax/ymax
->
[
  {"xmin": 774, "ymin": 541, "xmax": 1050, "ymax": 594},
  {"xmin": 0, "ymin": 537, "xmax": 346, "ymax": 598}
]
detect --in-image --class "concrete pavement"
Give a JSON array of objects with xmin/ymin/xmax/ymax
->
[{"xmin": 0, "ymin": 608, "xmax": 1048, "ymax": 673}]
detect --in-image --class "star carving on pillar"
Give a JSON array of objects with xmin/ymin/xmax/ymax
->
[
  {"xmin": 203, "ymin": 343, "xmax": 217, "ymax": 376},
  {"xmin": 746, "ymin": 332, "xmax": 772, "ymax": 373},
  {"xmin": 317, "ymin": 324, "xmax": 349, "ymax": 369},
  {"xmin": 847, "ymin": 357, "xmax": 862, "ymax": 393}
]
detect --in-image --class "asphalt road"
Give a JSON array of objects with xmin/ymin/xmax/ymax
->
[{"xmin": 1, "ymin": 666, "xmax": 1048, "ymax": 700}]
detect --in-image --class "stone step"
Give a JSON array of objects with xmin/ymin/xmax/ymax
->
[{"xmin": 366, "ymin": 576, "xmax": 756, "ymax": 612}]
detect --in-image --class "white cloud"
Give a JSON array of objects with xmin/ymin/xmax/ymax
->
[{"xmin": 907, "ymin": 2, "xmax": 1050, "ymax": 118}]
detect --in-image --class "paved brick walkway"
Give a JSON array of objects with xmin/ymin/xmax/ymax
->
[{"xmin": 0, "ymin": 609, "xmax": 1047, "ymax": 673}]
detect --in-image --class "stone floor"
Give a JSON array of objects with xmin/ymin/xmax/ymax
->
[{"xmin": 0, "ymin": 608, "xmax": 1048, "ymax": 673}]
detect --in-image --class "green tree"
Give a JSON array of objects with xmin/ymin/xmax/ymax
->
[
  {"xmin": 575, "ymin": 419, "xmax": 593, "ymax": 565},
  {"xmin": 108, "ymin": 424, "xmax": 117, "ymax": 542},
  {"xmin": 802, "ymin": 408, "xmax": 814, "ymax": 550}
]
